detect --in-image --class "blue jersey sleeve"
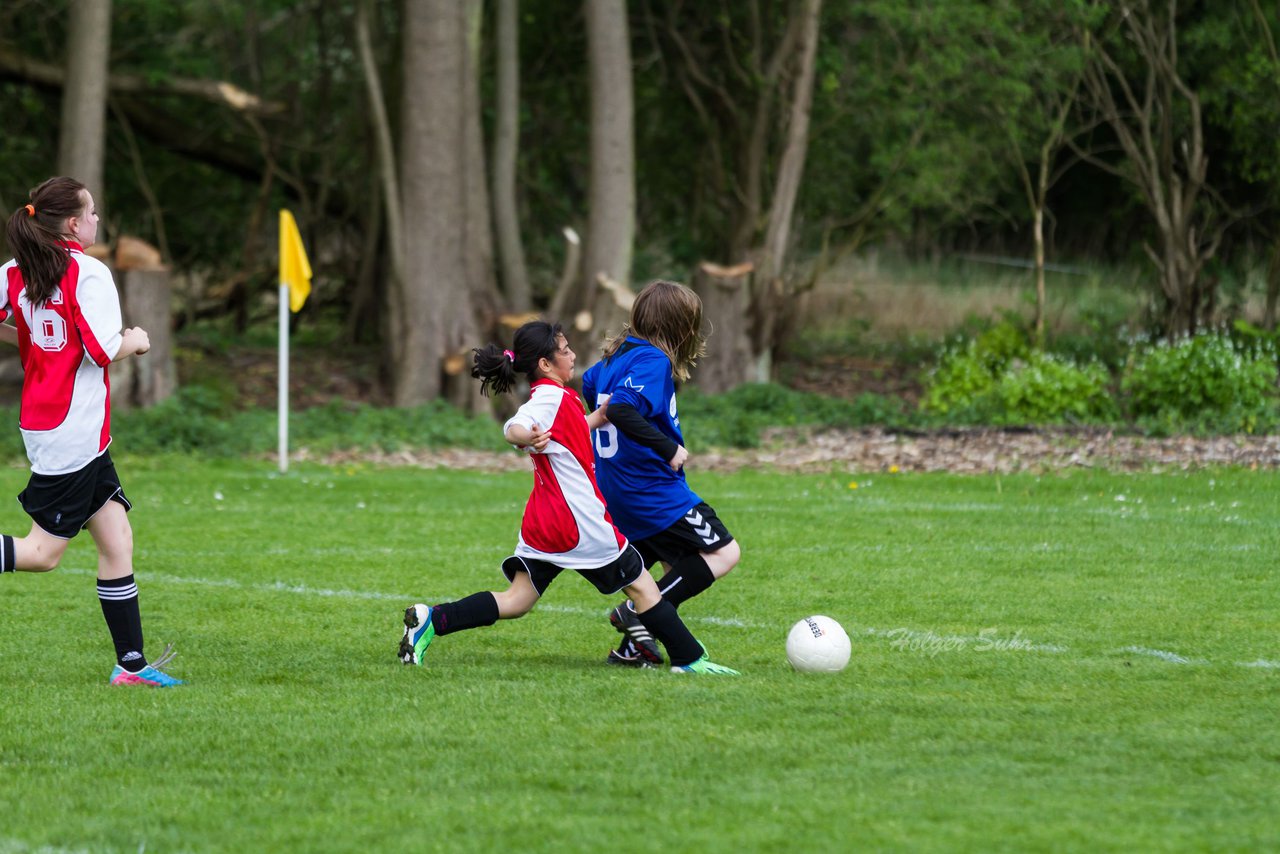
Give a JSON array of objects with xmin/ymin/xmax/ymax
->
[{"xmin": 605, "ymin": 348, "xmax": 670, "ymax": 417}]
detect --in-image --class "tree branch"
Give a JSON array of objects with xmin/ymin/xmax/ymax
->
[{"xmin": 0, "ymin": 44, "xmax": 285, "ymax": 115}]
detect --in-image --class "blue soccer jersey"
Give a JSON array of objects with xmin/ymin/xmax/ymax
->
[{"xmin": 582, "ymin": 337, "xmax": 701, "ymax": 540}]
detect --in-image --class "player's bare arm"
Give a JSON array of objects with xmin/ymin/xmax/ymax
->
[
  {"xmin": 586, "ymin": 402, "xmax": 609, "ymax": 431},
  {"xmin": 505, "ymin": 421, "xmax": 551, "ymax": 453}
]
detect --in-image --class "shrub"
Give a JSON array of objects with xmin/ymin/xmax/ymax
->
[
  {"xmin": 992, "ymin": 353, "xmax": 1117, "ymax": 426},
  {"xmin": 680, "ymin": 383, "xmax": 913, "ymax": 449},
  {"xmin": 1121, "ymin": 332, "xmax": 1280, "ymax": 434},
  {"xmin": 923, "ymin": 320, "xmax": 1116, "ymax": 426}
]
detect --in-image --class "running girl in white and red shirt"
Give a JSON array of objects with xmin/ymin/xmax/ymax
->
[
  {"xmin": 0, "ymin": 176, "xmax": 181, "ymax": 687},
  {"xmin": 398, "ymin": 319, "xmax": 737, "ymax": 674}
]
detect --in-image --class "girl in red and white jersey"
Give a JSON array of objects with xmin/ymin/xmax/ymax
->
[
  {"xmin": 398, "ymin": 319, "xmax": 736, "ymax": 674},
  {"xmin": 0, "ymin": 177, "xmax": 181, "ymax": 687}
]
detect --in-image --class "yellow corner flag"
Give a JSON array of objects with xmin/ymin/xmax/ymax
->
[{"xmin": 279, "ymin": 209, "xmax": 312, "ymax": 312}]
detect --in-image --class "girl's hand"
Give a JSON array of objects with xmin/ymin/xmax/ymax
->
[
  {"xmin": 527, "ymin": 423, "xmax": 551, "ymax": 453},
  {"xmin": 668, "ymin": 445, "xmax": 688, "ymax": 471},
  {"xmin": 116, "ymin": 327, "xmax": 150, "ymax": 359}
]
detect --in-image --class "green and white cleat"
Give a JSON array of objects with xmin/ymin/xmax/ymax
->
[
  {"xmin": 671, "ymin": 655, "xmax": 740, "ymax": 675},
  {"xmin": 399, "ymin": 604, "xmax": 436, "ymax": 665}
]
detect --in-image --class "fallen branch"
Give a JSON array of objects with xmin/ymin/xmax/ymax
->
[{"xmin": 0, "ymin": 44, "xmax": 285, "ymax": 115}]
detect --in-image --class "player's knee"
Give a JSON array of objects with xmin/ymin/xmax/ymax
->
[
  {"xmin": 29, "ymin": 551, "xmax": 61, "ymax": 572},
  {"xmin": 705, "ymin": 540, "xmax": 741, "ymax": 577},
  {"xmin": 495, "ymin": 590, "xmax": 537, "ymax": 619}
]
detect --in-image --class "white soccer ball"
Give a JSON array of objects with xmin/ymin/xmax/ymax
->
[{"xmin": 786, "ymin": 615, "xmax": 851, "ymax": 673}]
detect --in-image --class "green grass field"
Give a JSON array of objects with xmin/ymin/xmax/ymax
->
[{"xmin": 1, "ymin": 458, "xmax": 1276, "ymax": 853}]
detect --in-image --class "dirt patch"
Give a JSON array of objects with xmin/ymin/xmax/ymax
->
[{"xmin": 292, "ymin": 427, "xmax": 1280, "ymax": 474}]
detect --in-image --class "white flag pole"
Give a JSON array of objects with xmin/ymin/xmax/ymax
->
[{"xmin": 278, "ymin": 283, "xmax": 289, "ymax": 473}]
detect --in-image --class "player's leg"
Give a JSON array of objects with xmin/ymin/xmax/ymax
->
[
  {"xmin": 623, "ymin": 572, "xmax": 737, "ymax": 675},
  {"xmin": 0, "ymin": 523, "xmax": 71, "ymax": 574},
  {"xmin": 400, "ymin": 559, "xmax": 549, "ymax": 665},
  {"xmin": 88, "ymin": 499, "xmax": 179, "ymax": 686},
  {"xmin": 606, "ymin": 544, "xmax": 664, "ymax": 666},
  {"xmin": 654, "ymin": 503, "xmax": 738, "ymax": 609}
]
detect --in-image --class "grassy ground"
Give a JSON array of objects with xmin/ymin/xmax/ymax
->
[{"xmin": 1, "ymin": 458, "xmax": 1276, "ymax": 852}]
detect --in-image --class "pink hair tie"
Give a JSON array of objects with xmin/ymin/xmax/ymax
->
[{"xmin": 503, "ymin": 349, "xmax": 515, "ymax": 362}]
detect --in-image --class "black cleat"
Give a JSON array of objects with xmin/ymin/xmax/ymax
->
[
  {"xmin": 606, "ymin": 642, "xmax": 657, "ymax": 669},
  {"xmin": 608, "ymin": 602, "xmax": 664, "ymax": 665}
]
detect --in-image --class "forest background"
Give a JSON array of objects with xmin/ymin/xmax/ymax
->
[{"xmin": 0, "ymin": 0, "xmax": 1278, "ymax": 443}]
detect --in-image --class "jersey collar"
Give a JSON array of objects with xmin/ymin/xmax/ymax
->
[
  {"xmin": 530, "ymin": 378, "xmax": 565, "ymax": 390},
  {"xmin": 56, "ymin": 240, "xmax": 84, "ymax": 253}
]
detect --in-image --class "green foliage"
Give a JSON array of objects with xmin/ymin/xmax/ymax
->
[
  {"xmin": 82, "ymin": 388, "xmax": 508, "ymax": 458},
  {"xmin": 922, "ymin": 320, "xmax": 1115, "ymax": 425},
  {"xmin": 679, "ymin": 383, "xmax": 911, "ymax": 449},
  {"xmin": 991, "ymin": 352, "xmax": 1117, "ymax": 425},
  {"xmin": 1121, "ymin": 332, "xmax": 1280, "ymax": 435}
]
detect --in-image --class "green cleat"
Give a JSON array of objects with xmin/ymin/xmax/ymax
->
[
  {"xmin": 671, "ymin": 655, "xmax": 740, "ymax": 675},
  {"xmin": 399, "ymin": 604, "xmax": 436, "ymax": 665}
]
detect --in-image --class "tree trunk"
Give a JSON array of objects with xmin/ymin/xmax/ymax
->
[
  {"xmin": 453, "ymin": 0, "xmax": 501, "ymax": 413},
  {"xmin": 1266, "ymin": 238, "xmax": 1279, "ymax": 331},
  {"xmin": 118, "ymin": 267, "xmax": 175, "ymax": 408},
  {"xmin": 491, "ymin": 0, "xmax": 531, "ymax": 312},
  {"xmin": 1077, "ymin": 1, "xmax": 1228, "ymax": 337},
  {"xmin": 748, "ymin": 0, "xmax": 821, "ymax": 385},
  {"xmin": 691, "ymin": 263, "xmax": 754, "ymax": 394},
  {"xmin": 58, "ymin": 0, "xmax": 112, "ymax": 202},
  {"xmin": 1033, "ymin": 203, "xmax": 1046, "ymax": 346},
  {"xmin": 582, "ymin": 0, "xmax": 635, "ymax": 343},
  {"xmin": 396, "ymin": 0, "xmax": 470, "ymax": 405}
]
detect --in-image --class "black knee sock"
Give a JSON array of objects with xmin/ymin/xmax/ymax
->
[
  {"xmin": 656, "ymin": 553, "xmax": 717, "ymax": 609},
  {"xmin": 0, "ymin": 535, "xmax": 14, "ymax": 573},
  {"xmin": 636, "ymin": 599, "xmax": 703, "ymax": 666},
  {"xmin": 98, "ymin": 574, "xmax": 146, "ymax": 671},
  {"xmin": 431, "ymin": 592, "xmax": 500, "ymax": 636}
]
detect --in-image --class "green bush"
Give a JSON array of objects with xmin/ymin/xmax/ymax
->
[
  {"xmin": 992, "ymin": 353, "xmax": 1117, "ymax": 426},
  {"xmin": 680, "ymin": 383, "xmax": 912, "ymax": 449},
  {"xmin": 1121, "ymin": 332, "xmax": 1280, "ymax": 434},
  {"xmin": 923, "ymin": 319, "xmax": 1117, "ymax": 426},
  {"xmin": 920, "ymin": 341, "xmax": 998, "ymax": 419}
]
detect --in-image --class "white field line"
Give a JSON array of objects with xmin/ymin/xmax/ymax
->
[{"xmin": 60, "ymin": 567, "xmax": 1275, "ymax": 669}]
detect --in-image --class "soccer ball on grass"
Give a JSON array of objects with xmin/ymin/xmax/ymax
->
[{"xmin": 786, "ymin": 615, "xmax": 851, "ymax": 673}]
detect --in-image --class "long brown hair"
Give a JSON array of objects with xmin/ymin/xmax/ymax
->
[
  {"xmin": 601, "ymin": 280, "xmax": 706, "ymax": 382},
  {"xmin": 5, "ymin": 177, "xmax": 89, "ymax": 306}
]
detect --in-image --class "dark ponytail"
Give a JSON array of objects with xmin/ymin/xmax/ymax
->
[
  {"xmin": 471, "ymin": 320, "xmax": 564, "ymax": 397},
  {"xmin": 5, "ymin": 177, "xmax": 89, "ymax": 306}
]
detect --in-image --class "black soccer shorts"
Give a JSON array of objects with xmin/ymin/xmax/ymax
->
[
  {"xmin": 501, "ymin": 545, "xmax": 646, "ymax": 596},
  {"xmin": 633, "ymin": 501, "xmax": 735, "ymax": 569},
  {"xmin": 18, "ymin": 451, "xmax": 132, "ymax": 539}
]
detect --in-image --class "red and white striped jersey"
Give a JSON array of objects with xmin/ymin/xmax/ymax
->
[
  {"xmin": 504, "ymin": 378, "xmax": 628, "ymax": 568},
  {"xmin": 1, "ymin": 242, "xmax": 123, "ymax": 475}
]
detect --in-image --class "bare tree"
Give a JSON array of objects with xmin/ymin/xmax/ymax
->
[
  {"xmin": 750, "ymin": 0, "xmax": 821, "ymax": 383},
  {"xmin": 1075, "ymin": 0, "xmax": 1230, "ymax": 335},
  {"xmin": 491, "ymin": 0, "xmax": 531, "ymax": 311},
  {"xmin": 355, "ymin": 0, "xmax": 406, "ymax": 345},
  {"xmin": 662, "ymin": 0, "xmax": 823, "ymax": 390},
  {"xmin": 58, "ymin": 0, "xmax": 112, "ymax": 201},
  {"xmin": 396, "ymin": 0, "xmax": 476, "ymax": 405},
  {"xmin": 580, "ymin": 0, "xmax": 635, "ymax": 342}
]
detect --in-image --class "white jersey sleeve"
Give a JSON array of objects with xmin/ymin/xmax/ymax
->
[
  {"xmin": 503, "ymin": 386, "xmax": 562, "ymax": 448},
  {"xmin": 73, "ymin": 255, "xmax": 123, "ymax": 363}
]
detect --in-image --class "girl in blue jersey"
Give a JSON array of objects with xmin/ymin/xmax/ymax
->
[{"xmin": 582, "ymin": 280, "xmax": 742, "ymax": 666}]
